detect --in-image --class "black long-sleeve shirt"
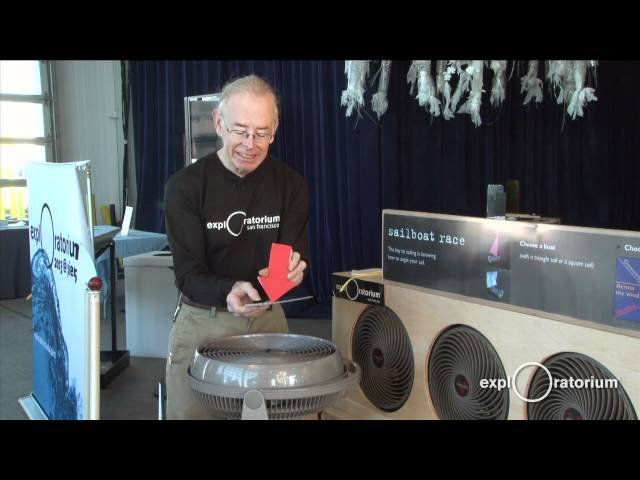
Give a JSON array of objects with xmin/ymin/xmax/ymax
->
[{"xmin": 164, "ymin": 152, "xmax": 310, "ymax": 307}]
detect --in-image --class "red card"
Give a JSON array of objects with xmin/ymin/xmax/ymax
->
[{"xmin": 258, "ymin": 243, "xmax": 297, "ymax": 302}]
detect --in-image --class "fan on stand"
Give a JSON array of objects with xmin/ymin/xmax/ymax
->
[{"xmin": 188, "ymin": 334, "xmax": 361, "ymax": 420}]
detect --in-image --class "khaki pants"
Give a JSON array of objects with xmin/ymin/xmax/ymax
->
[{"xmin": 165, "ymin": 302, "xmax": 289, "ymax": 420}]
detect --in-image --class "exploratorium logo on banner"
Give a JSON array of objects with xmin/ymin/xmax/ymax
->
[
  {"xmin": 30, "ymin": 207, "xmax": 81, "ymax": 284},
  {"xmin": 479, "ymin": 362, "xmax": 619, "ymax": 403},
  {"xmin": 27, "ymin": 161, "xmax": 97, "ymax": 420}
]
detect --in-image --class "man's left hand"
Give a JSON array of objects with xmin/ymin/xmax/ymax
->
[{"xmin": 258, "ymin": 250, "xmax": 307, "ymax": 286}]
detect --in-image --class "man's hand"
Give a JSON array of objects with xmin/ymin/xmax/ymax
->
[
  {"xmin": 258, "ymin": 250, "xmax": 307, "ymax": 286},
  {"xmin": 226, "ymin": 281, "xmax": 270, "ymax": 318}
]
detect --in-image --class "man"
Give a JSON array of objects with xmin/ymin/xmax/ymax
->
[{"xmin": 164, "ymin": 74, "xmax": 309, "ymax": 419}]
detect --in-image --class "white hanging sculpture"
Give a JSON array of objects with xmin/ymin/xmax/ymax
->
[
  {"xmin": 521, "ymin": 60, "xmax": 543, "ymax": 105},
  {"xmin": 547, "ymin": 60, "xmax": 571, "ymax": 105},
  {"xmin": 341, "ymin": 60, "xmax": 370, "ymax": 117},
  {"xmin": 490, "ymin": 60, "xmax": 507, "ymax": 107},
  {"xmin": 340, "ymin": 59, "xmax": 599, "ymax": 125},
  {"xmin": 567, "ymin": 60, "xmax": 598, "ymax": 119},
  {"xmin": 407, "ymin": 60, "xmax": 440, "ymax": 116},
  {"xmin": 547, "ymin": 60, "xmax": 598, "ymax": 119},
  {"xmin": 371, "ymin": 60, "xmax": 392, "ymax": 120},
  {"xmin": 458, "ymin": 60, "xmax": 485, "ymax": 127},
  {"xmin": 449, "ymin": 60, "xmax": 473, "ymax": 115},
  {"xmin": 563, "ymin": 61, "xmax": 578, "ymax": 107},
  {"xmin": 436, "ymin": 60, "xmax": 455, "ymax": 120}
]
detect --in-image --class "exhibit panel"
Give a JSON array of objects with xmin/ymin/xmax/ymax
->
[
  {"xmin": 326, "ymin": 210, "xmax": 640, "ymax": 420},
  {"xmin": 184, "ymin": 93, "xmax": 220, "ymax": 166}
]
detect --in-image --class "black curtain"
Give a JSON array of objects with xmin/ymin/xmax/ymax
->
[
  {"xmin": 385, "ymin": 61, "xmax": 640, "ymax": 231},
  {"xmin": 130, "ymin": 60, "xmax": 640, "ymax": 305}
]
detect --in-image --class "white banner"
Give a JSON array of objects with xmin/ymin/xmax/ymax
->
[{"xmin": 26, "ymin": 161, "xmax": 97, "ymax": 420}]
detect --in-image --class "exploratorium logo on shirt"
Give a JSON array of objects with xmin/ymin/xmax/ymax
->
[{"xmin": 206, "ymin": 211, "xmax": 280, "ymax": 237}]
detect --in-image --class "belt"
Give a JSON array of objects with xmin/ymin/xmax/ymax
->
[{"xmin": 181, "ymin": 294, "xmax": 228, "ymax": 312}]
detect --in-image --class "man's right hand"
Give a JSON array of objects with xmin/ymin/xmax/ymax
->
[{"xmin": 226, "ymin": 281, "xmax": 270, "ymax": 318}]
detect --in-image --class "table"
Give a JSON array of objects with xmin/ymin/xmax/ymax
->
[
  {"xmin": 94, "ymin": 226, "xmax": 169, "ymax": 326},
  {"xmin": 0, "ymin": 225, "xmax": 167, "ymax": 301},
  {"xmin": 93, "ymin": 226, "xmax": 168, "ymax": 387},
  {"xmin": 93, "ymin": 226, "xmax": 169, "ymax": 258}
]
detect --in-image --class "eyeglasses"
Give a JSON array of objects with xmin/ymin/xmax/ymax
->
[{"xmin": 221, "ymin": 118, "xmax": 273, "ymax": 145}]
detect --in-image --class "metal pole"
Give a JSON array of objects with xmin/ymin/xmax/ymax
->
[
  {"xmin": 158, "ymin": 381, "xmax": 165, "ymax": 420},
  {"xmin": 110, "ymin": 241, "xmax": 117, "ymax": 354},
  {"xmin": 86, "ymin": 278, "xmax": 102, "ymax": 419}
]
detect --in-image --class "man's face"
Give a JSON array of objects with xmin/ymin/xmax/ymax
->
[{"xmin": 214, "ymin": 92, "xmax": 278, "ymax": 177}]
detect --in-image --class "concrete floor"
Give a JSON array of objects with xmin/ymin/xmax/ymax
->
[{"xmin": 0, "ymin": 278, "xmax": 331, "ymax": 420}]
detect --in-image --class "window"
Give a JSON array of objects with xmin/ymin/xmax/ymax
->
[{"xmin": 0, "ymin": 60, "xmax": 56, "ymax": 222}]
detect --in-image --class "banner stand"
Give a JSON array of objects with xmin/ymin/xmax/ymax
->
[
  {"xmin": 22, "ymin": 161, "xmax": 103, "ymax": 419},
  {"xmin": 85, "ymin": 278, "xmax": 102, "ymax": 418},
  {"xmin": 18, "ymin": 394, "xmax": 49, "ymax": 420}
]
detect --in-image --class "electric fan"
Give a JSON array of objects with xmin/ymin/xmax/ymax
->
[{"xmin": 188, "ymin": 334, "xmax": 361, "ymax": 420}]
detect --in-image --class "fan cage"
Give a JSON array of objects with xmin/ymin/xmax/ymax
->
[
  {"xmin": 196, "ymin": 392, "xmax": 341, "ymax": 420},
  {"xmin": 428, "ymin": 324, "xmax": 509, "ymax": 420},
  {"xmin": 189, "ymin": 334, "xmax": 361, "ymax": 420},
  {"xmin": 199, "ymin": 336, "xmax": 336, "ymax": 362},
  {"xmin": 527, "ymin": 352, "xmax": 638, "ymax": 420},
  {"xmin": 352, "ymin": 306, "xmax": 414, "ymax": 413}
]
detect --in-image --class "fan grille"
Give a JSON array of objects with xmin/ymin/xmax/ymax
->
[
  {"xmin": 196, "ymin": 392, "xmax": 341, "ymax": 420},
  {"xmin": 199, "ymin": 335, "xmax": 335, "ymax": 363},
  {"xmin": 527, "ymin": 352, "xmax": 637, "ymax": 420},
  {"xmin": 351, "ymin": 306, "xmax": 414, "ymax": 412},
  {"xmin": 428, "ymin": 325, "xmax": 509, "ymax": 420}
]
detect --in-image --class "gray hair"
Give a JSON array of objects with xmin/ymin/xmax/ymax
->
[{"xmin": 217, "ymin": 74, "xmax": 280, "ymax": 122}]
